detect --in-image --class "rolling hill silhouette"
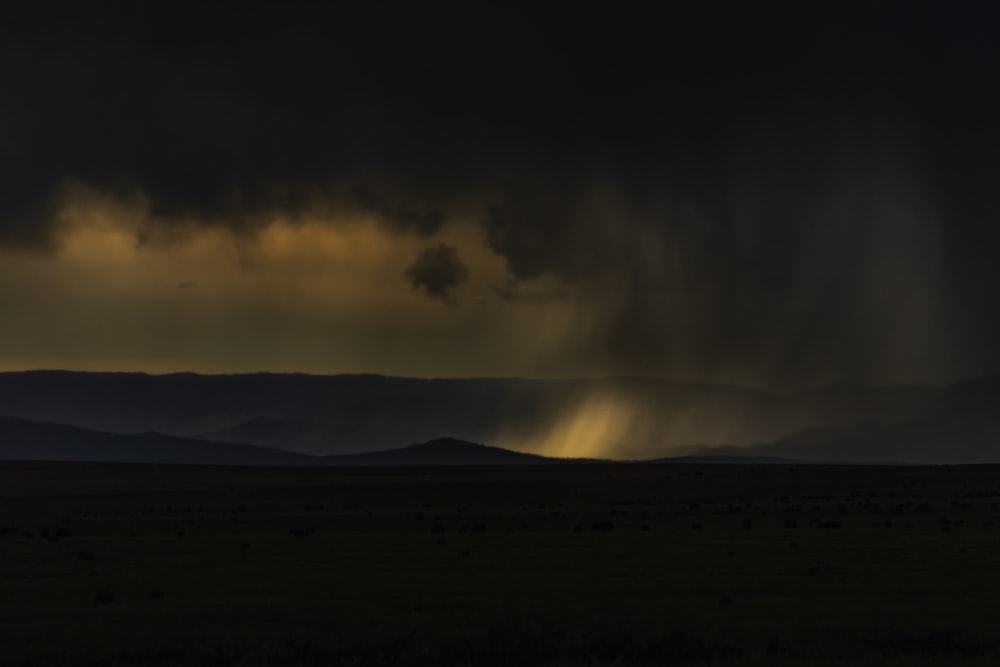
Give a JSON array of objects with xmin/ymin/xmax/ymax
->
[
  {"xmin": 322, "ymin": 437, "xmax": 571, "ymax": 466},
  {"xmin": 4, "ymin": 376, "xmax": 1000, "ymax": 467},
  {"xmin": 0, "ymin": 419, "xmax": 597, "ymax": 467},
  {"xmin": 0, "ymin": 371, "xmax": 936, "ymax": 458},
  {"xmin": 0, "ymin": 415, "xmax": 313, "ymax": 466},
  {"xmin": 0, "ymin": 418, "xmax": 802, "ymax": 467},
  {"xmin": 695, "ymin": 373, "xmax": 1000, "ymax": 464},
  {"xmin": 3, "ymin": 370, "xmax": 999, "ymax": 463}
]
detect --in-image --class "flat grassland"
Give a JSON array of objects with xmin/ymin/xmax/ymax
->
[{"xmin": 2, "ymin": 462, "xmax": 1000, "ymax": 665}]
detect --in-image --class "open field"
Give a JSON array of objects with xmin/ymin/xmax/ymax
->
[{"xmin": 3, "ymin": 462, "xmax": 1000, "ymax": 665}]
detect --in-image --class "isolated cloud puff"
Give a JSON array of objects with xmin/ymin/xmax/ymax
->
[{"xmin": 405, "ymin": 243, "xmax": 469, "ymax": 304}]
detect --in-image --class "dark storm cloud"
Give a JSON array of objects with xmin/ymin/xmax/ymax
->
[
  {"xmin": 3, "ymin": 2, "xmax": 996, "ymax": 242},
  {"xmin": 405, "ymin": 244, "xmax": 469, "ymax": 303},
  {"xmin": 353, "ymin": 187, "xmax": 446, "ymax": 238},
  {"xmin": 492, "ymin": 278, "xmax": 568, "ymax": 305},
  {"xmin": 2, "ymin": 2, "xmax": 1000, "ymax": 384},
  {"xmin": 0, "ymin": 3, "xmax": 490, "ymax": 240}
]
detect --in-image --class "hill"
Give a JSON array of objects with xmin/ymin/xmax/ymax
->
[
  {"xmin": 0, "ymin": 371, "xmax": 936, "ymax": 458},
  {"xmin": 323, "ymin": 437, "xmax": 575, "ymax": 466},
  {"xmin": 696, "ymin": 373, "xmax": 1000, "ymax": 464},
  {"xmin": 0, "ymin": 415, "xmax": 314, "ymax": 467},
  {"xmin": 0, "ymin": 420, "xmax": 597, "ymax": 467}
]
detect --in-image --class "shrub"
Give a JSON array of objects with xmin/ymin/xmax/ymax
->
[
  {"xmin": 289, "ymin": 525, "xmax": 316, "ymax": 539},
  {"xmin": 93, "ymin": 588, "xmax": 116, "ymax": 605}
]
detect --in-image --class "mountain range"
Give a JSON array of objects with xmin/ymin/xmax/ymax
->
[
  {"xmin": 703, "ymin": 373, "xmax": 1000, "ymax": 464},
  {"xmin": 0, "ymin": 417, "xmax": 578, "ymax": 467},
  {"xmin": 0, "ymin": 370, "xmax": 996, "ymax": 465}
]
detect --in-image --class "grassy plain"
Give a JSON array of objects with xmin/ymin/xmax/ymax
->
[{"xmin": 2, "ymin": 461, "xmax": 1000, "ymax": 665}]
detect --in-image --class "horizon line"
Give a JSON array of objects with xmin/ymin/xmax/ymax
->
[{"xmin": 0, "ymin": 366, "xmax": 972, "ymax": 395}]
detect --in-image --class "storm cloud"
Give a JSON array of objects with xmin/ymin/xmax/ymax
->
[
  {"xmin": 1, "ymin": 3, "xmax": 999, "ymax": 387},
  {"xmin": 405, "ymin": 244, "xmax": 469, "ymax": 303}
]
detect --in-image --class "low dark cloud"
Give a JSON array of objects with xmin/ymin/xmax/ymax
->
[
  {"xmin": 405, "ymin": 244, "xmax": 469, "ymax": 304},
  {"xmin": 492, "ymin": 278, "xmax": 568, "ymax": 305},
  {"xmin": 353, "ymin": 186, "xmax": 446, "ymax": 238},
  {"xmin": 1, "ymin": 3, "xmax": 999, "ymax": 385}
]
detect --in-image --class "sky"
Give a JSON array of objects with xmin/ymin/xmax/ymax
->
[{"xmin": 2, "ymin": 2, "xmax": 999, "ymax": 390}]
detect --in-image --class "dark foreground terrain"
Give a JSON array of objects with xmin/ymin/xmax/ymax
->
[{"xmin": 3, "ymin": 462, "xmax": 1000, "ymax": 666}]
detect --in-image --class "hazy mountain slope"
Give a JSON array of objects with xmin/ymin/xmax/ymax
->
[
  {"xmin": 0, "ymin": 415, "xmax": 314, "ymax": 466},
  {"xmin": 0, "ymin": 371, "xmax": 937, "ymax": 457},
  {"xmin": 323, "ymin": 437, "xmax": 566, "ymax": 466},
  {"xmin": 0, "ymin": 423, "xmax": 592, "ymax": 467},
  {"xmin": 647, "ymin": 455, "xmax": 809, "ymax": 465},
  {"xmin": 698, "ymin": 374, "xmax": 1000, "ymax": 464},
  {"xmin": 3, "ymin": 369, "xmax": 997, "ymax": 465}
]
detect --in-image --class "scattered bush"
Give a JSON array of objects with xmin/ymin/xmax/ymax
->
[
  {"xmin": 93, "ymin": 588, "xmax": 116, "ymax": 605},
  {"xmin": 289, "ymin": 525, "xmax": 316, "ymax": 539}
]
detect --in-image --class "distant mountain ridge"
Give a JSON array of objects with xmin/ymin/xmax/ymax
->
[
  {"xmin": 2, "ymin": 369, "xmax": 1000, "ymax": 465},
  {"xmin": 0, "ymin": 370, "xmax": 937, "ymax": 459},
  {"xmin": 322, "ymin": 437, "xmax": 568, "ymax": 466},
  {"xmin": 0, "ymin": 419, "xmax": 596, "ymax": 467},
  {"xmin": 0, "ymin": 415, "xmax": 313, "ymax": 467},
  {"xmin": 697, "ymin": 373, "xmax": 1000, "ymax": 464}
]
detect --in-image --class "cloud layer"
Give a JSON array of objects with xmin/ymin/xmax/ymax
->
[
  {"xmin": 406, "ymin": 244, "xmax": 469, "ymax": 303},
  {"xmin": 1, "ymin": 3, "xmax": 999, "ymax": 387}
]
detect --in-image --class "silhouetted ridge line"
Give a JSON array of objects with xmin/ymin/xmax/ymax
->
[
  {"xmin": 0, "ymin": 369, "xmax": 941, "ymax": 459},
  {"xmin": 0, "ymin": 415, "xmax": 314, "ymax": 466},
  {"xmin": 322, "ymin": 437, "xmax": 574, "ymax": 466}
]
